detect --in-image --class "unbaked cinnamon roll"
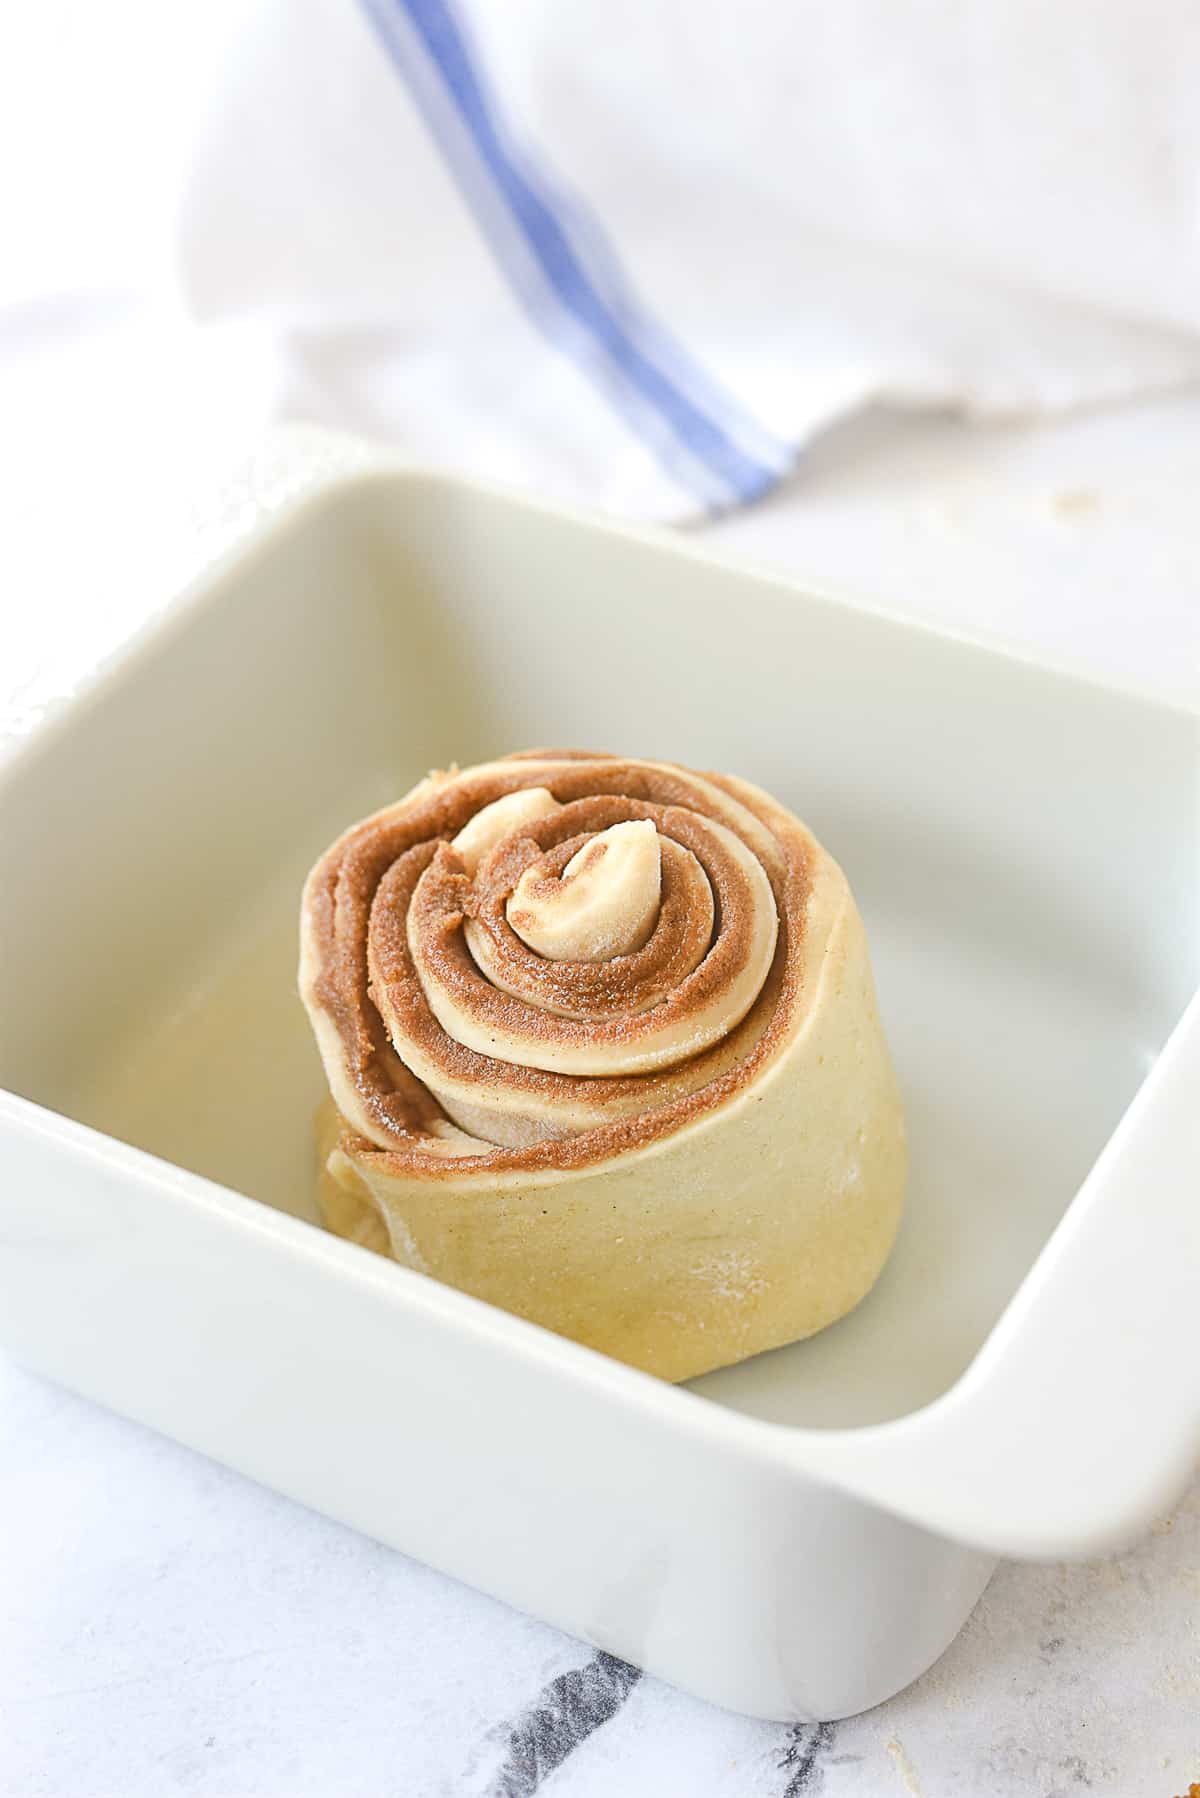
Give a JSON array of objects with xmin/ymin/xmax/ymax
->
[{"xmin": 300, "ymin": 751, "xmax": 905, "ymax": 1381}]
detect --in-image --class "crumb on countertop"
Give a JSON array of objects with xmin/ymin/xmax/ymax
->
[{"xmin": 1049, "ymin": 486, "xmax": 1102, "ymax": 517}]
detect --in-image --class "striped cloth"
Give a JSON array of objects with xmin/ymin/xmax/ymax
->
[
  {"xmin": 358, "ymin": 0, "xmax": 785, "ymax": 513},
  {"xmin": 177, "ymin": 0, "xmax": 1200, "ymax": 519}
]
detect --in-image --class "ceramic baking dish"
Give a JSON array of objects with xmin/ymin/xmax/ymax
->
[{"xmin": 1, "ymin": 466, "xmax": 1196, "ymax": 1721}]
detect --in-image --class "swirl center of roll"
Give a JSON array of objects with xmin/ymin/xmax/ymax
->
[
  {"xmin": 305, "ymin": 757, "xmax": 796, "ymax": 1154},
  {"xmin": 507, "ymin": 818, "xmax": 662, "ymax": 962}
]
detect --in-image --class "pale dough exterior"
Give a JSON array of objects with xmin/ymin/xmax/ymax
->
[{"xmin": 313, "ymin": 785, "xmax": 906, "ymax": 1383}]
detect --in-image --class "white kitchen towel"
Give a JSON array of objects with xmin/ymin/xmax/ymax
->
[{"xmin": 177, "ymin": 0, "xmax": 1200, "ymax": 519}]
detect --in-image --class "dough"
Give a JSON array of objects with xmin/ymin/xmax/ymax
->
[{"xmin": 300, "ymin": 751, "xmax": 905, "ymax": 1381}]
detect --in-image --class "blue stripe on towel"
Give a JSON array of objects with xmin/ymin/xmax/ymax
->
[{"xmin": 361, "ymin": 0, "xmax": 786, "ymax": 510}]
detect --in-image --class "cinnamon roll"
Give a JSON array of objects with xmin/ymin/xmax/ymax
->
[{"xmin": 300, "ymin": 752, "xmax": 905, "ymax": 1381}]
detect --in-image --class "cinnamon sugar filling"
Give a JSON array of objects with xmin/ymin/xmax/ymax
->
[{"xmin": 302, "ymin": 755, "xmax": 812, "ymax": 1177}]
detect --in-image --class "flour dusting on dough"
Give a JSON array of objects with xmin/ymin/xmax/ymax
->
[{"xmin": 694, "ymin": 1248, "xmax": 767, "ymax": 1303}]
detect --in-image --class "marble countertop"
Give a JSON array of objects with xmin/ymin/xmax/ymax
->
[{"xmin": 1, "ymin": 406, "xmax": 1197, "ymax": 1798}]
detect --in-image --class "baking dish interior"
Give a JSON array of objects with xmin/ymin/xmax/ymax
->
[{"xmin": 2, "ymin": 471, "xmax": 1195, "ymax": 1431}]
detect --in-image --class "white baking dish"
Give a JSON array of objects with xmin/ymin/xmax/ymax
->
[{"xmin": 1, "ymin": 467, "xmax": 1196, "ymax": 1721}]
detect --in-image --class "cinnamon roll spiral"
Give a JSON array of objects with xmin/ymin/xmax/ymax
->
[{"xmin": 300, "ymin": 752, "xmax": 905, "ymax": 1381}]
